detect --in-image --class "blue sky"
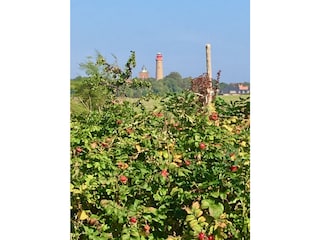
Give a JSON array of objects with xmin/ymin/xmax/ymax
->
[{"xmin": 71, "ymin": 0, "xmax": 249, "ymax": 83}]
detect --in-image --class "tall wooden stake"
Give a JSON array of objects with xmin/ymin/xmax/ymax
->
[{"xmin": 205, "ymin": 44, "xmax": 213, "ymax": 104}]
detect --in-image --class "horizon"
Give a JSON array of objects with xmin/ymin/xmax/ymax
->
[{"xmin": 71, "ymin": 50, "xmax": 251, "ymax": 83}]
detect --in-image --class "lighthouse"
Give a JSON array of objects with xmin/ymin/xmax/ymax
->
[
  {"xmin": 138, "ymin": 65, "xmax": 149, "ymax": 79},
  {"xmin": 155, "ymin": 52, "xmax": 163, "ymax": 80}
]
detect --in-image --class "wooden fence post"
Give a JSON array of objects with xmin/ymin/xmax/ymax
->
[{"xmin": 205, "ymin": 44, "xmax": 213, "ymax": 105}]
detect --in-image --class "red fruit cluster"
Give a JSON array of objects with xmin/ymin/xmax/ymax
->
[
  {"xmin": 209, "ymin": 112, "xmax": 218, "ymax": 121},
  {"xmin": 119, "ymin": 175, "xmax": 128, "ymax": 184},
  {"xmin": 208, "ymin": 235, "xmax": 215, "ymax": 240},
  {"xmin": 199, "ymin": 142, "xmax": 206, "ymax": 150}
]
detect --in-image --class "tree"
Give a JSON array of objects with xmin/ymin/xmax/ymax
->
[
  {"xmin": 70, "ymin": 76, "xmax": 86, "ymax": 96},
  {"xmin": 164, "ymin": 72, "xmax": 182, "ymax": 80},
  {"xmin": 71, "ymin": 51, "xmax": 150, "ymax": 112}
]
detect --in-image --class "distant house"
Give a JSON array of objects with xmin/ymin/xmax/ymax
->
[
  {"xmin": 238, "ymin": 84, "xmax": 250, "ymax": 94},
  {"xmin": 219, "ymin": 83, "xmax": 250, "ymax": 95}
]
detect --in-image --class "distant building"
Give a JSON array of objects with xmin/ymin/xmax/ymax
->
[
  {"xmin": 138, "ymin": 65, "xmax": 149, "ymax": 79},
  {"xmin": 238, "ymin": 84, "xmax": 249, "ymax": 94},
  {"xmin": 219, "ymin": 83, "xmax": 250, "ymax": 95},
  {"xmin": 155, "ymin": 53, "xmax": 164, "ymax": 80}
]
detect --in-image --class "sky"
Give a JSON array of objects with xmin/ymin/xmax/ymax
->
[{"xmin": 71, "ymin": 0, "xmax": 250, "ymax": 83}]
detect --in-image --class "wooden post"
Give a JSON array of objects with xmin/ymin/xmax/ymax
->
[{"xmin": 205, "ymin": 44, "xmax": 213, "ymax": 104}]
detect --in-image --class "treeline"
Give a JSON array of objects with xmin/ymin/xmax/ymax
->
[
  {"xmin": 126, "ymin": 72, "xmax": 192, "ymax": 97},
  {"xmin": 71, "ymin": 72, "xmax": 249, "ymax": 98},
  {"xmin": 71, "ymin": 72, "xmax": 192, "ymax": 98}
]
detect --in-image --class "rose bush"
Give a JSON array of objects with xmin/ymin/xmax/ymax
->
[
  {"xmin": 70, "ymin": 53, "xmax": 250, "ymax": 240},
  {"xmin": 71, "ymin": 93, "xmax": 249, "ymax": 240}
]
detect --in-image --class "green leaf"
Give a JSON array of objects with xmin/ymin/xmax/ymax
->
[
  {"xmin": 178, "ymin": 169, "xmax": 186, "ymax": 177},
  {"xmin": 143, "ymin": 214, "xmax": 153, "ymax": 221},
  {"xmin": 208, "ymin": 202, "xmax": 224, "ymax": 219},
  {"xmin": 186, "ymin": 214, "xmax": 196, "ymax": 222},
  {"xmin": 121, "ymin": 234, "xmax": 131, "ymax": 240},
  {"xmin": 159, "ymin": 188, "xmax": 168, "ymax": 196},
  {"xmin": 87, "ymin": 163, "xmax": 93, "ymax": 168},
  {"xmin": 219, "ymin": 192, "xmax": 227, "ymax": 200},
  {"xmin": 194, "ymin": 133, "xmax": 201, "ymax": 141},
  {"xmin": 153, "ymin": 193, "xmax": 162, "ymax": 201},
  {"xmin": 163, "ymin": 151, "xmax": 169, "ymax": 159},
  {"xmin": 211, "ymin": 191, "xmax": 220, "ymax": 198},
  {"xmin": 201, "ymin": 199, "xmax": 210, "ymax": 209},
  {"xmin": 170, "ymin": 187, "xmax": 180, "ymax": 196},
  {"xmin": 130, "ymin": 229, "xmax": 140, "ymax": 237}
]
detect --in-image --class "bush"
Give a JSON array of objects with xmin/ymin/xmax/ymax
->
[
  {"xmin": 71, "ymin": 91, "xmax": 250, "ymax": 240},
  {"xmin": 70, "ymin": 53, "xmax": 250, "ymax": 240}
]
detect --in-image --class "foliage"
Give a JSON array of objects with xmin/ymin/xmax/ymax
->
[
  {"xmin": 215, "ymin": 96, "xmax": 250, "ymax": 119},
  {"xmin": 71, "ymin": 73, "xmax": 249, "ymax": 100},
  {"xmin": 71, "ymin": 51, "xmax": 151, "ymax": 112},
  {"xmin": 70, "ymin": 53, "xmax": 250, "ymax": 240},
  {"xmin": 121, "ymin": 75, "xmax": 192, "ymax": 98}
]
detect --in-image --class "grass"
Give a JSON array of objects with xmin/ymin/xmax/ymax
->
[
  {"xmin": 71, "ymin": 94, "xmax": 250, "ymax": 115},
  {"xmin": 122, "ymin": 97, "xmax": 161, "ymax": 112},
  {"xmin": 217, "ymin": 94, "xmax": 250, "ymax": 103},
  {"xmin": 124, "ymin": 94, "xmax": 250, "ymax": 111}
]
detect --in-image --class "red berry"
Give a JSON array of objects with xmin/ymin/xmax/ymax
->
[
  {"xmin": 76, "ymin": 147, "xmax": 83, "ymax": 153},
  {"xmin": 198, "ymin": 232, "xmax": 206, "ymax": 240},
  {"xmin": 119, "ymin": 175, "xmax": 128, "ymax": 184},
  {"xmin": 199, "ymin": 142, "xmax": 206, "ymax": 150},
  {"xmin": 156, "ymin": 112, "xmax": 163, "ymax": 117},
  {"xmin": 126, "ymin": 128, "xmax": 134, "ymax": 134},
  {"xmin": 161, "ymin": 169, "xmax": 168, "ymax": 178},
  {"xmin": 144, "ymin": 224, "xmax": 150, "ymax": 233},
  {"xmin": 208, "ymin": 235, "xmax": 215, "ymax": 240},
  {"xmin": 230, "ymin": 165, "xmax": 238, "ymax": 172},
  {"xmin": 88, "ymin": 218, "xmax": 98, "ymax": 226},
  {"xmin": 209, "ymin": 112, "xmax": 218, "ymax": 121},
  {"xmin": 185, "ymin": 160, "xmax": 191, "ymax": 166},
  {"xmin": 129, "ymin": 217, "xmax": 137, "ymax": 224}
]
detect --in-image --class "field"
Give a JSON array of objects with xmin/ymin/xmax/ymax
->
[
  {"xmin": 71, "ymin": 94, "xmax": 250, "ymax": 116},
  {"xmin": 122, "ymin": 94, "xmax": 249, "ymax": 111},
  {"xmin": 217, "ymin": 94, "xmax": 249, "ymax": 103}
]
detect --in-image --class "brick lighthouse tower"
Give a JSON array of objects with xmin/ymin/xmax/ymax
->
[{"xmin": 155, "ymin": 52, "xmax": 163, "ymax": 80}]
